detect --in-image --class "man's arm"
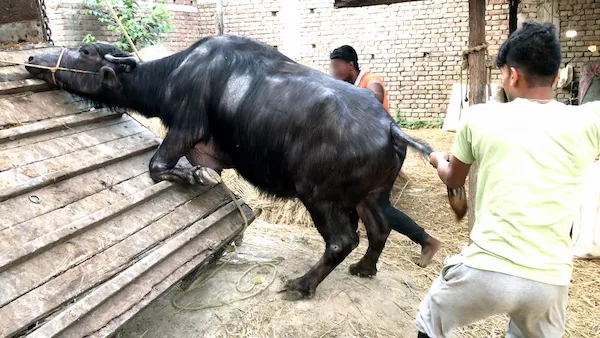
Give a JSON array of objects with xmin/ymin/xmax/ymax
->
[
  {"xmin": 367, "ymin": 82, "xmax": 385, "ymax": 104},
  {"xmin": 429, "ymin": 115, "xmax": 476, "ymax": 188},
  {"xmin": 430, "ymin": 153, "xmax": 471, "ymax": 188}
]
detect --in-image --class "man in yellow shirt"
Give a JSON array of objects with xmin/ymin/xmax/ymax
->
[{"xmin": 415, "ymin": 22, "xmax": 600, "ymax": 338}]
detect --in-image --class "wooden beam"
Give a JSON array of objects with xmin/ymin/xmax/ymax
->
[
  {"xmin": 467, "ymin": 0, "xmax": 487, "ymax": 238},
  {"xmin": 334, "ymin": 0, "xmax": 418, "ymax": 8},
  {"xmin": 509, "ymin": 0, "xmax": 519, "ymax": 35},
  {"xmin": 215, "ymin": 0, "xmax": 224, "ymax": 35}
]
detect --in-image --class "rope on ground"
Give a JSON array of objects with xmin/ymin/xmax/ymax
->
[
  {"xmin": 204, "ymin": 168, "xmax": 249, "ymax": 231},
  {"xmin": 171, "ymin": 252, "xmax": 280, "ymax": 311},
  {"xmin": 170, "ymin": 168, "xmax": 266, "ymax": 312}
]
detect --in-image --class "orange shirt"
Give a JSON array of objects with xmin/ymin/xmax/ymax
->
[{"xmin": 355, "ymin": 71, "xmax": 390, "ymax": 114}]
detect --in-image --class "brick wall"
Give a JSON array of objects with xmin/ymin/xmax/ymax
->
[
  {"xmin": 45, "ymin": 0, "xmax": 600, "ymax": 119},
  {"xmin": 212, "ymin": 0, "xmax": 599, "ymax": 119}
]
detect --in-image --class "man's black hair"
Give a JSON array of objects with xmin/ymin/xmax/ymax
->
[
  {"xmin": 330, "ymin": 45, "xmax": 360, "ymax": 71},
  {"xmin": 495, "ymin": 21, "xmax": 561, "ymax": 87}
]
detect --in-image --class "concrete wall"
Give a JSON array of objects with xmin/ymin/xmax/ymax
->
[{"xmin": 45, "ymin": 0, "xmax": 600, "ymax": 119}]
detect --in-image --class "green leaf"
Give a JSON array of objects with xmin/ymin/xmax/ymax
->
[{"xmin": 84, "ymin": 0, "xmax": 172, "ymax": 51}]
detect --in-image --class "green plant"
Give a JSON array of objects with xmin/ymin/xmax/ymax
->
[
  {"xmin": 83, "ymin": 0, "xmax": 173, "ymax": 53},
  {"xmin": 395, "ymin": 111, "xmax": 443, "ymax": 129}
]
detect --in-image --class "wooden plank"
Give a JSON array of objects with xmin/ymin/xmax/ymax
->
[
  {"xmin": 0, "ymin": 47, "xmax": 61, "ymax": 67},
  {"xmin": 509, "ymin": 0, "xmax": 519, "ymax": 35},
  {"xmin": 26, "ymin": 201, "xmax": 242, "ymax": 338},
  {"xmin": 59, "ymin": 205, "xmax": 253, "ymax": 338},
  {"xmin": 0, "ymin": 180, "xmax": 174, "ymax": 273},
  {"xmin": 0, "ymin": 183, "xmax": 220, "ymax": 308},
  {"xmin": 0, "ymin": 151, "xmax": 153, "ymax": 230},
  {"xmin": 0, "ymin": 78, "xmax": 51, "ymax": 95},
  {"xmin": 0, "ymin": 172, "xmax": 156, "ymax": 250},
  {"xmin": 466, "ymin": 0, "xmax": 487, "ymax": 238},
  {"xmin": 0, "ymin": 131, "xmax": 160, "ymax": 202},
  {"xmin": 0, "ymin": 108, "xmax": 123, "ymax": 145},
  {"xmin": 0, "ymin": 188, "xmax": 234, "ymax": 338},
  {"xmin": 0, "ymin": 65, "xmax": 32, "ymax": 82},
  {"xmin": 0, "ymin": 90, "xmax": 90, "ymax": 128},
  {"xmin": 0, "ymin": 119, "xmax": 147, "ymax": 171}
]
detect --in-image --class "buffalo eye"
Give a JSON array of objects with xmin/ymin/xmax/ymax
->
[{"xmin": 80, "ymin": 48, "xmax": 89, "ymax": 55}]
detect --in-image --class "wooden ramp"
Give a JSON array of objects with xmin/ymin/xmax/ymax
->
[{"xmin": 0, "ymin": 47, "xmax": 255, "ymax": 338}]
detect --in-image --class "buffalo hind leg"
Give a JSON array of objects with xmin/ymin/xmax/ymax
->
[
  {"xmin": 350, "ymin": 198, "xmax": 441, "ymax": 277},
  {"xmin": 149, "ymin": 131, "xmax": 219, "ymax": 185},
  {"xmin": 280, "ymin": 203, "xmax": 359, "ymax": 300},
  {"xmin": 349, "ymin": 198, "xmax": 390, "ymax": 277}
]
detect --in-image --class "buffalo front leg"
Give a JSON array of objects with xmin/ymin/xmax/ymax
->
[
  {"xmin": 280, "ymin": 202, "xmax": 359, "ymax": 300},
  {"xmin": 149, "ymin": 131, "xmax": 219, "ymax": 186}
]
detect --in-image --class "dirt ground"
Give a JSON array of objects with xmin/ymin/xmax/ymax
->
[
  {"xmin": 116, "ymin": 129, "xmax": 600, "ymax": 338},
  {"xmin": 117, "ymin": 221, "xmax": 423, "ymax": 338}
]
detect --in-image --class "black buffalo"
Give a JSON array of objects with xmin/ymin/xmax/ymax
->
[{"xmin": 27, "ymin": 35, "xmax": 466, "ymax": 299}]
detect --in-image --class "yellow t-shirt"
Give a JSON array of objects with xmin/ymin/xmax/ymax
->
[{"xmin": 452, "ymin": 98, "xmax": 600, "ymax": 286}]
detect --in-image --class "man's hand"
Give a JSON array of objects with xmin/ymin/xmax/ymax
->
[
  {"xmin": 429, "ymin": 151, "xmax": 471, "ymax": 189},
  {"xmin": 429, "ymin": 151, "xmax": 449, "ymax": 169}
]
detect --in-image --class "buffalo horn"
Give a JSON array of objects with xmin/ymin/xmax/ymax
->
[{"xmin": 104, "ymin": 54, "xmax": 138, "ymax": 68}]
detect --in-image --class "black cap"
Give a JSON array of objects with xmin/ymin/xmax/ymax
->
[{"xmin": 330, "ymin": 45, "xmax": 360, "ymax": 71}]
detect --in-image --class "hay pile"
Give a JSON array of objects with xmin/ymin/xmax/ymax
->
[{"xmin": 221, "ymin": 170, "xmax": 313, "ymax": 226}]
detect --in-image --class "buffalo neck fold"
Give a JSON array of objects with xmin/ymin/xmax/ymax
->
[{"xmin": 110, "ymin": 52, "xmax": 188, "ymax": 119}]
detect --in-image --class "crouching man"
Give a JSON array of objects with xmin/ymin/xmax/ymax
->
[{"xmin": 417, "ymin": 21, "xmax": 600, "ymax": 338}]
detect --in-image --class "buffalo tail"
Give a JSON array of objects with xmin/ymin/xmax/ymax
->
[{"xmin": 390, "ymin": 123, "xmax": 468, "ymax": 222}]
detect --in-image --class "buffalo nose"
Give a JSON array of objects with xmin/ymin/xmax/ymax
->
[{"xmin": 28, "ymin": 56, "xmax": 34, "ymax": 62}]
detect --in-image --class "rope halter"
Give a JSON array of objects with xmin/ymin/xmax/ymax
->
[{"xmin": 0, "ymin": 47, "xmax": 99, "ymax": 87}]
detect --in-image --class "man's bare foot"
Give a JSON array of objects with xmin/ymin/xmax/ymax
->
[{"xmin": 417, "ymin": 236, "xmax": 441, "ymax": 267}]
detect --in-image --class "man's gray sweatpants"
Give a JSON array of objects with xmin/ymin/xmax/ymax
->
[{"xmin": 415, "ymin": 255, "xmax": 569, "ymax": 338}]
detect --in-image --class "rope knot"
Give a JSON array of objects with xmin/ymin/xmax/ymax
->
[{"xmin": 461, "ymin": 43, "xmax": 489, "ymax": 70}]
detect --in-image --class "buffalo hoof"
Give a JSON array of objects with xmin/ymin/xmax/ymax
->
[
  {"xmin": 349, "ymin": 262, "xmax": 377, "ymax": 277},
  {"xmin": 278, "ymin": 277, "xmax": 314, "ymax": 301},
  {"xmin": 189, "ymin": 166, "xmax": 221, "ymax": 185}
]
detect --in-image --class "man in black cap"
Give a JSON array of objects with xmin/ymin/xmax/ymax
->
[{"xmin": 330, "ymin": 45, "xmax": 390, "ymax": 114}]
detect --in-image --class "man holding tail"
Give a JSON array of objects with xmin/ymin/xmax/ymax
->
[
  {"xmin": 417, "ymin": 21, "xmax": 600, "ymax": 338},
  {"xmin": 329, "ymin": 45, "xmax": 391, "ymax": 115},
  {"xmin": 329, "ymin": 44, "xmax": 441, "ymax": 267}
]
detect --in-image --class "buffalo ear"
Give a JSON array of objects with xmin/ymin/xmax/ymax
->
[{"xmin": 99, "ymin": 66, "xmax": 122, "ymax": 91}]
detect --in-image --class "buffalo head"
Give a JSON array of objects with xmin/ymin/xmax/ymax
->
[{"xmin": 26, "ymin": 43, "xmax": 138, "ymax": 95}]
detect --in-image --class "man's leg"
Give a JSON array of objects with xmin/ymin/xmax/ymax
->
[
  {"xmin": 381, "ymin": 202, "xmax": 440, "ymax": 267},
  {"xmin": 415, "ymin": 255, "xmax": 519, "ymax": 338},
  {"xmin": 505, "ymin": 282, "xmax": 568, "ymax": 338}
]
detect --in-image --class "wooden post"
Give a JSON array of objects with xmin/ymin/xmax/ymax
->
[
  {"xmin": 509, "ymin": 0, "xmax": 519, "ymax": 36},
  {"xmin": 215, "ymin": 0, "xmax": 224, "ymax": 36},
  {"xmin": 466, "ymin": 0, "xmax": 487, "ymax": 238}
]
